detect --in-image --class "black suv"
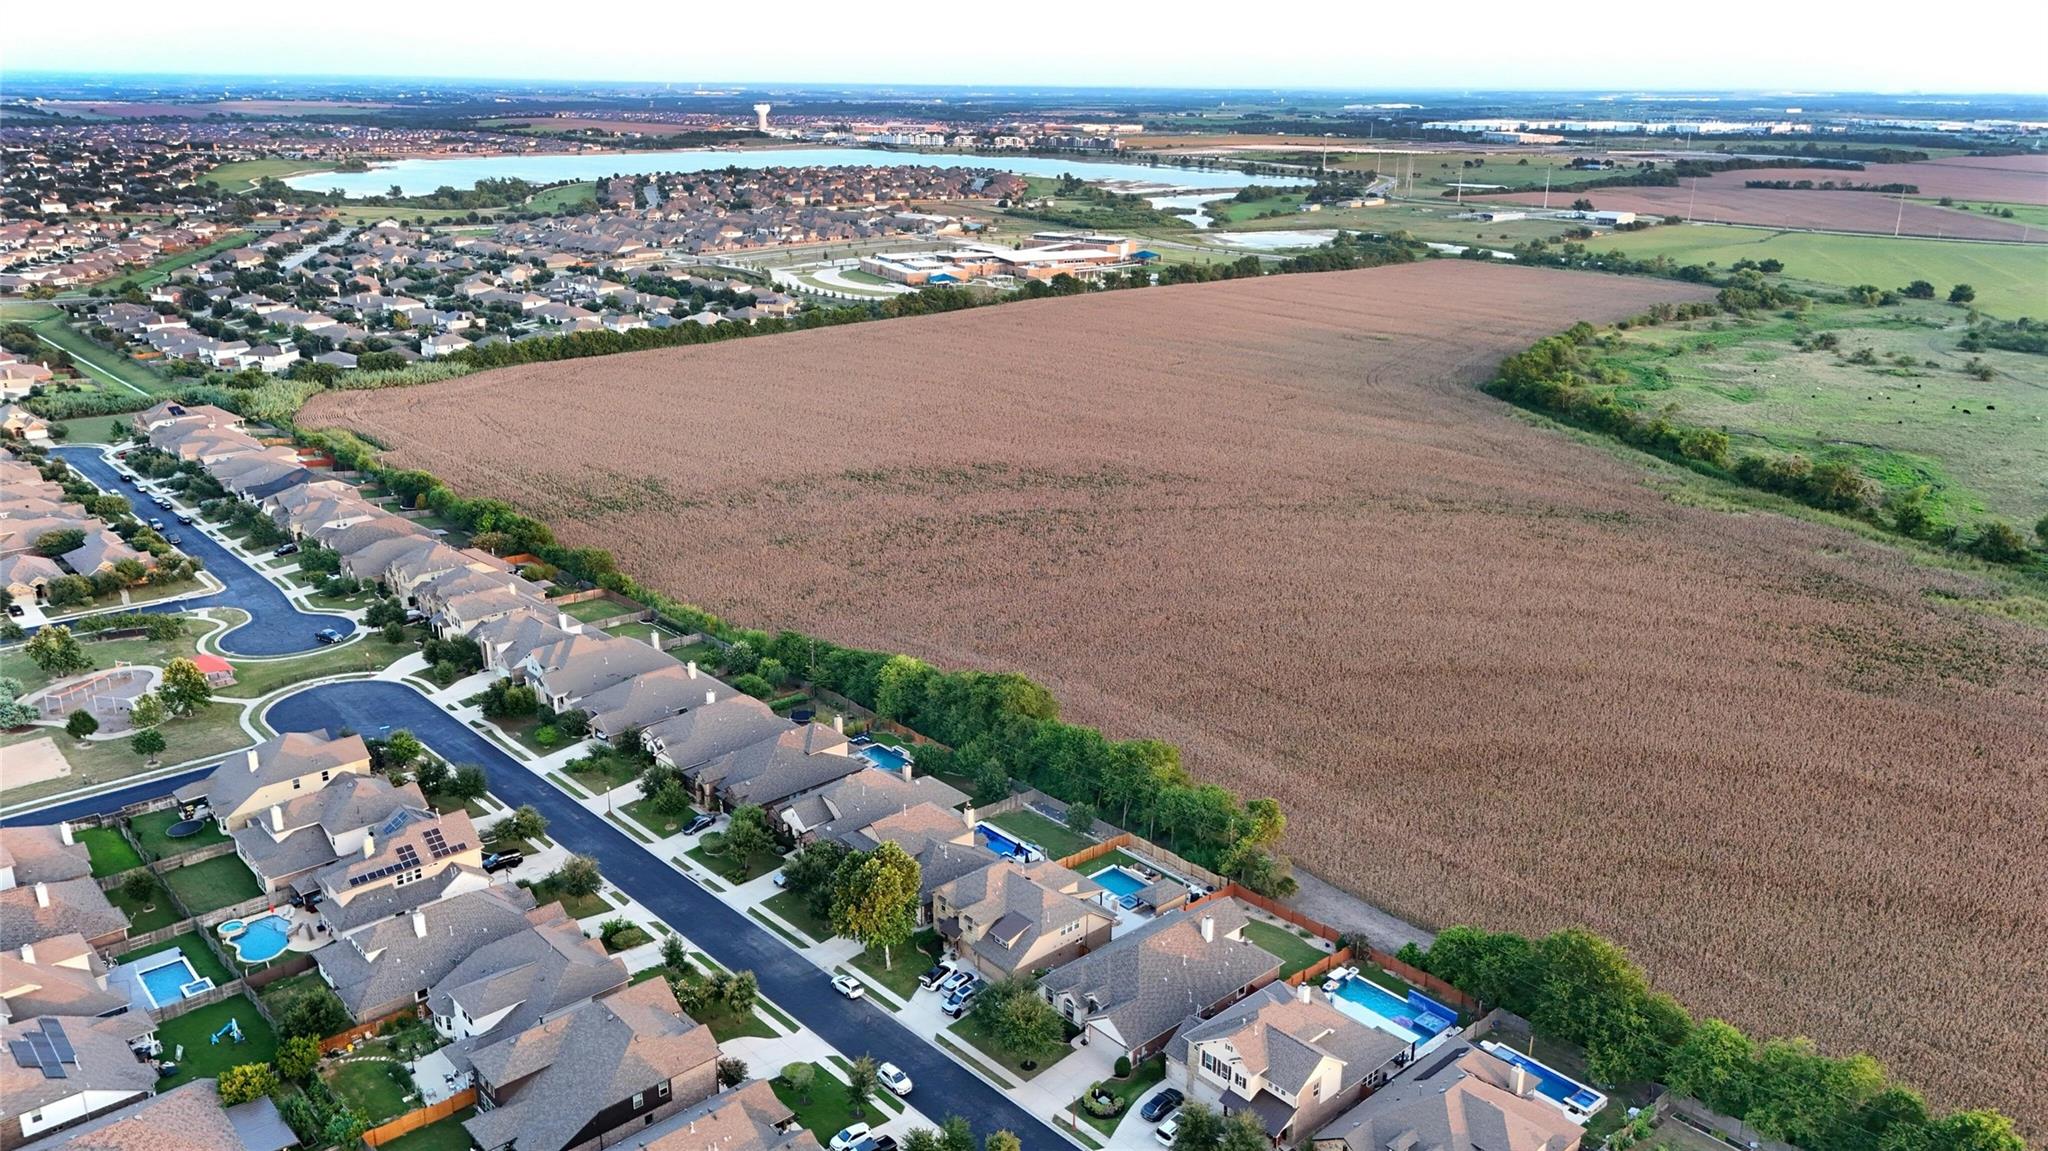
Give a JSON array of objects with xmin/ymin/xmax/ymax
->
[{"xmin": 1140, "ymin": 1089, "xmax": 1184, "ymax": 1123}]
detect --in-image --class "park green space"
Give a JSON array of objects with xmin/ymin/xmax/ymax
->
[
  {"xmin": 205, "ymin": 159, "xmax": 342, "ymax": 191},
  {"xmin": 1585, "ymin": 302, "xmax": 2046, "ymax": 528},
  {"xmin": 2, "ymin": 306, "xmax": 171, "ymax": 395}
]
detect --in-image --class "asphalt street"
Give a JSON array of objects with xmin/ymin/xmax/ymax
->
[{"xmin": 51, "ymin": 445, "xmax": 356, "ymax": 656}]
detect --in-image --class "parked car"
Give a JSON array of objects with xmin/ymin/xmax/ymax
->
[
  {"xmin": 684, "ymin": 812, "xmax": 716, "ymax": 836},
  {"xmin": 852, "ymin": 1137, "xmax": 898, "ymax": 1151},
  {"xmin": 152, "ymin": 496, "xmax": 171, "ymax": 509},
  {"xmin": 273, "ymin": 541, "xmax": 300, "ymax": 556},
  {"xmin": 917, "ymin": 963, "xmax": 953, "ymax": 992},
  {"xmin": 314, "ymin": 628, "xmax": 345, "ymax": 645},
  {"xmin": 829, "ymin": 1125, "xmax": 871, "ymax": 1151},
  {"xmin": 941, "ymin": 981, "xmax": 981, "ymax": 1017},
  {"xmin": 167, "ymin": 534, "xmax": 183, "ymax": 546},
  {"xmin": 175, "ymin": 514, "xmax": 191, "ymax": 525},
  {"xmin": 830, "ymin": 974, "xmax": 865, "ymax": 1000},
  {"xmin": 937, "ymin": 969, "xmax": 974, "ymax": 996},
  {"xmin": 1141, "ymin": 1089, "xmax": 1184, "ymax": 1123},
  {"xmin": 770, "ymin": 870, "xmax": 788, "ymax": 888},
  {"xmin": 876, "ymin": 1062, "xmax": 912, "ymax": 1097},
  {"xmin": 147, "ymin": 518, "xmax": 163, "ymax": 529},
  {"xmin": 1155, "ymin": 1116, "xmax": 1180, "ymax": 1146},
  {"xmin": 482, "ymin": 851, "xmax": 524, "ymax": 874},
  {"xmin": 5, "ymin": 604, "xmax": 23, "ymax": 617}
]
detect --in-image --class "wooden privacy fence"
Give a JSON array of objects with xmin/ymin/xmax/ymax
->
[
  {"xmin": 154, "ymin": 977, "xmax": 249, "ymax": 1022},
  {"xmin": 1056, "ymin": 832, "xmax": 1135, "ymax": 872},
  {"xmin": 321, "ymin": 1005, "xmax": 424, "ymax": 1055},
  {"xmin": 362, "ymin": 1087, "xmax": 476, "ymax": 1147},
  {"xmin": 1286, "ymin": 948, "xmax": 1356, "ymax": 988}
]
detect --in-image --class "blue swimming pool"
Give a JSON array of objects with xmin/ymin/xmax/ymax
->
[
  {"xmin": 137, "ymin": 953, "xmax": 203, "ymax": 1010},
  {"xmin": 1330, "ymin": 976, "xmax": 1456, "ymax": 1045},
  {"xmin": 859, "ymin": 743, "xmax": 912, "ymax": 772},
  {"xmin": 222, "ymin": 914, "xmax": 292, "ymax": 963},
  {"xmin": 1090, "ymin": 867, "xmax": 1147, "ymax": 898},
  {"xmin": 974, "ymin": 822, "xmax": 1039, "ymax": 861},
  {"xmin": 1482, "ymin": 1042, "xmax": 1608, "ymax": 1117}
]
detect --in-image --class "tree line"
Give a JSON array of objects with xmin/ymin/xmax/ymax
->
[{"xmin": 1399, "ymin": 926, "xmax": 2023, "ymax": 1151}]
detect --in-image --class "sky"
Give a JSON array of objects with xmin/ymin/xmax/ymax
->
[{"xmin": 9, "ymin": 0, "xmax": 2045, "ymax": 94}]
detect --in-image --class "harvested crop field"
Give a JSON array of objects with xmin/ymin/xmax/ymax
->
[
  {"xmin": 1492, "ymin": 184, "xmax": 2045, "ymax": 242},
  {"xmin": 309, "ymin": 261, "xmax": 2048, "ymax": 1119}
]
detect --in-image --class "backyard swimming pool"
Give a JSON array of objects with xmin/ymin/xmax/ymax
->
[
  {"xmin": 1329, "ymin": 974, "xmax": 1457, "ymax": 1047},
  {"xmin": 974, "ymin": 822, "xmax": 1043, "ymax": 862},
  {"xmin": 1481, "ymin": 1041, "xmax": 1608, "ymax": 1120},
  {"xmin": 134, "ymin": 952, "xmax": 210, "ymax": 1010},
  {"xmin": 219, "ymin": 913, "xmax": 292, "ymax": 963},
  {"xmin": 858, "ymin": 743, "xmax": 912, "ymax": 772},
  {"xmin": 1090, "ymin": 867, "xmax": 1147, "ymax": 898}
]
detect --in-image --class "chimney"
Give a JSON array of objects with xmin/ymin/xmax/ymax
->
[
  {"xmin": 58, "ymin": 822, "xmax": 74, "ymax": 846},
  {"xmin": 1511, "ymin": 1064, "xmax": 1532, "ymax": 1097},
  {"xmin": 20, "ymin": 943, "xmax": 35, "ymax": 965},
  {"xmin": 270, "ymin": 805, "xmax": 286, "ymax": 833},
  {"xmin": 686, "ymin": 661, "xmax": 698, "ymax": 679},
  {"xmin": 412, "ymin": 911, "xmax": 428, "ymax": 938},
  {"xmin": 1297, "ymin": 981, "xmax": 1313, "ymax": 1004},
  {"xmin": 362, "ymin": 829, "xmax": 377, "ymax": 859},
  {"xmin": 706, "ymin": 689, "xmax": 716, "ymax": 706},
  {"xmin": 1199, "ymin": 915, "xmax": 1214, "ymax": 943},
  {"xmin": 833, "ymin": 714, "xmax": 844, "ymax": 734},
  {"xmin": 900, "ymin": 764, "xmax": 913, "ymax": 784},
  {"xmin": 246, "ymin": 748, "xmax": 260, "ymax": 773},
  {"xmin": 33, "ymin": 882, "xmax": 50, "ymax": 909}
]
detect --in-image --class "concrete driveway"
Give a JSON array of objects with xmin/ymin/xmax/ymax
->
[
  {"xmin": 51, "ymin": 445, "xmax": 355, "ymax": 656},
  {"xmin": 260, "ymin": 679, "xmax": 1075, "ymax": 1151}
]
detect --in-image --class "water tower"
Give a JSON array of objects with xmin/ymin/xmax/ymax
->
[{"xmin": 754, "ymin": 103, "xmax": 772, "ymax": 133}]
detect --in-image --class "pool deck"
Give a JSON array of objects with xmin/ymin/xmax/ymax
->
[{"xmin": 218, "ymin": 908, "xmax": 323, "ymax": 962}]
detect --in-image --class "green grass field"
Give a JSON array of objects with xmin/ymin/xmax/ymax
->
[
  {"xmin": 76, "ymin": 826, "xmax": 144, "ymax": 875},
  {"xmin": 1593, "ymin": 224, "xmax": 2047, "ymax": 320},
  {"xmin": 153, "ymin": 995, "xmax": 277, "ymax": 1088},
  {"xmin": 1587, "ymin": 302, "xmax": 2047, "ymax": 528},
  {"xmin": 205, "ymin": 159, "xmax": 341, "ymax": 192},
  {"xmin": 378, "ymin": 1108, "xmax": 477, "ymax": 1151},
  {"xmin": 986, "ymin": 808, "xmax": 1095, "ymax": 861},
  {"xmin": 130, "ymin": 807, "xmax": 228, "ymax": 858},
  {"xmin": 162, "ymin": 854, "xmax": 263, "ymax": 915},
  {"xmin": 1239, "ymin": 919, "xmax": 1330, "ymax": 978},
  {"xmin": 769, "ymin": 1063, "xmax": 888, "ymax": 1142},
  {"xmin": 527, "ymin": 182, "xmax": 597, "ymax": 213},
  {"xmin": 96, "ymin": 232, "xmax": 255, "ymax": 293},
  {"xmin": 7, "ymin": 309, "xmax": 172, "ymax": 395}
]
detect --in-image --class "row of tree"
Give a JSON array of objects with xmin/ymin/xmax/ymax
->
[{"xmin": 1399, "ymin": 926, "xmax": 2022, "ymax": 1151}]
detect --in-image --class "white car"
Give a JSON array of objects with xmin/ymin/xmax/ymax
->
[
  {"xmin": 1155, "ymin": 1116, "xmax": 1180, "ymax": 1146},
  {"xmin": 830, "ymin": 1124, "xmax": 872, "ymax": 1151},
  {"xmin": 877, "ymin": 1061, "xmax": 912, "ymax": 1097},
  {"xmin": 830, "ymin": 974, "xmax": 865, "ymax": 1000}
]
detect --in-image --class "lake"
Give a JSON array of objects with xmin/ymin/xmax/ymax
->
[{"xmin": 287, "ymin": 147, "xmax": 1310, "ymax": 199}]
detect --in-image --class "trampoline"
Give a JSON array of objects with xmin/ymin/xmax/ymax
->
[{"xmin": 165, "ymin": 818, "xmax": 210, "ymax": 839}]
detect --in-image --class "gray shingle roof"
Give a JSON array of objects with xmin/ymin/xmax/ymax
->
[
  {"xmin": 316, "ymin": 885, "xmax": 537, "ymax": 1017},
  {"xmin": 1039, "ymin": 898, "xmax": 1283, "ymax": 1053},
  {"xmin": 1315, "ymin": 1046, "xmax": 1585, "ymax": 1151}
]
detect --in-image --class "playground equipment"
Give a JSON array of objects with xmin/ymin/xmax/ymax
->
[{"xmin": 209, "ymin": 1018, "xmax": 244, "ymax": 1045}]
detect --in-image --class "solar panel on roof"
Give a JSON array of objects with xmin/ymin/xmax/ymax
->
[
  {"xmin": 42, "ymin": 1019, "xmax": 73, "ymax": 1063},
  {"xmin": 397, "ymin": 844, "xmax": 420, "ymax": 866},
  {"xmin": 8, "ymin": 1040, "xmax": 36, "ymax": 1069}
]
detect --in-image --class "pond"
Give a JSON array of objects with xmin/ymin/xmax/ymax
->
[{"xmin": 288, "ymin": 147, "xmax": 1311, "ymax": 199}]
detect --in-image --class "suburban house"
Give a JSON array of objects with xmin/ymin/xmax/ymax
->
[
  {"xmin": 21, "ymin": 1078, "xmax": 295, "ymax": 1151},
  {"xmin": 0, "ymin": 830, "xmax": 125, "ymax": 953},
  {"xmin": 1170, "ymin": 982, "xmax": 1409, "ymax": 1145},
  {"xmin": 601, "ymin": 1077, "xmax": 818, "ymax": 1151},
  {"xmin": 640, "ymin": 690, "xmax": 793, "ymax": 773},
  {"xmin": 1039, "ymin": 899, "xmax": 1285, "ymax": 1061},
  {"xmin": 228, "ymin": 773, "xmax": 432, "ymax": 893},
  {"xmin": 577, "ymin": 663, "xmax": 725, "ymax": 745},
  {"xmin": 1312, "ymin": 1046, "xmax": 1586, "ymax": 1151},
  {"xmin": 931, "ymin": 859, "xmax": 1113, "ymax": 980},
  {"xmin": 514, "ymin": 632, "xmax": 675, "ymax": 714},
  {"xmin": 0, "ymin": 553, "xmax": 63, "ymax": 603},
  {"xmin": 468, "ymin": 607, "xmax": 577, "ymax": 670},
  {"xmin": 462, "ymin": 978, "xmax": 719, "ymax": 1151},
  {"xmin": 0, "ymin": 934, "xmax": 128, "ymax": 1023},
  {"xmin": 0, "ymin": 1015, "xmax": 157, "ymax": 1151},
  {"xmin": 680, "ymin": 721, "xmax": 863, "ymax": 813},
  {"xmin": 308, "ymin": 806, "xmax": 482, "ymax": 911},
  {"xmin": 0, "ymin": 405, "xmax": 50, "ymax": 444},
  {"xmin": 426, "ymin": 905, "xmax": 627, "ymax": 1054},
  {"xmin": 779, "ymin": 765, "xmax": 967, "ymax": 846},
  {"xmin": 173, "ymin": 729, "xmax": 372, "ymax": 833},
  {"xmin": 314, "ymin": 885, "xmax": 540, "ymax": 1023}
]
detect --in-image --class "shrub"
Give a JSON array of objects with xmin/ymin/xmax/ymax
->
[{"xmin": 218, "ymin": 1062, "xmax": 277, "ymax": 1104}]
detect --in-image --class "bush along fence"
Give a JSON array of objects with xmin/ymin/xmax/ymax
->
[
  {"xmin": 291, "ymin": 427, "xmax": 1302, "ymax": 899},
  {"xmin": 1394, "ymin": 925, "xmax": 2023, "ymax": 1151}
]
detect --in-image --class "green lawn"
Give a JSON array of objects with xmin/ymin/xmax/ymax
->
[
  {"xmin": 522, "ymin": 876, "xmax": 612, "ymax": 920},
  {"xmin": 17, "ymin": 311, "xmax": 173, "ymax": 396},
  {"xmin": 526, "ymin": 182, "xmax": 597, "ymax": 213},
  {"xmin": 76, "ymin": 826, "xmax": 145, "ymax": 876},
  {"xmin": 986, "ymin": 808, "xmax": 1095, "ymax": 861},
  {"xmin": 325, "ymin": 1057, "xmax": 416, "ymax": 1124},
  {"xmin": 0, "ymin": 700, "xmax": 255, "ymax": 809},
  {"xmin": 153, "ymin": 994, "xmax": 277, "ymax": 1088},
  {"xmin": 1240, "ymin": 919, "xmax": 1331, "ymax": 979},
  {"xmin": 564, "ymin": 746, "xmax": 651, "ymax": 794},
  {"xmin": 559, "ymin": 596, "xmax": 639, "ymax": 623},
  {"xmin": 761, "ymin": 889, "xmax": 834, "ymax": 944},
  {"xmin": 116, "ymin": 930, "xmax": 234, "ymax": 985},
  {"xmin": 162, "ymin": 854, "xmax": 262, "ymax": 915},
  {"xmin": 949, "ymin": 1010, "xmax": 1076, "ymax": 1081},
  {"xmin": 603, "ymin": 924, "xmax": 654, "ymax": 953},
  {"xmin": 686, "ymin": 839, "xmax": 784, "ymax": 884},
  {"xmin": 205, "ymin": 159, "xmax": 341, "ymax": 191},
  {"xmin": 130, "ymin": 808, "xmax": 228, "ymax": 859},
  {"xmin": 770, "ymin": 1063, "xmax": 888, "ymax": 1143},
  {"xmin": 97, "ymin": 232, "xmax": 256, "ymax": 293},
  {"xmin": 844, "ymin": 929, "xmax": 941, "ymax": 1004},
  {"xmin": 1070, "ymin": 1054, "xmax": 1168, "ymax": 1137},
  {"xmin": 621, "ymin": 795, "xmax": 694, "ymax": 836},
  {"xmin": 219, "ymin": 636, "xmax": 416, "ymax": 698},
  {"xmin": 106, "ymin": 874, "xmax": 180, "ymax": 933},
  {"xmin": 256, "ymin": 971, "xmax": 326, "ymax": 1018},
  {"xmin": 378, "ymin": 1108, "xmax": 478, "ymax": 1151},
  {"xmin": 1595, "ymin": 224, "xmax": 2047, "ymax": 320},
  {"xmin": 0, "ymin": 630, "xmax": 202, "ymax": 695}
]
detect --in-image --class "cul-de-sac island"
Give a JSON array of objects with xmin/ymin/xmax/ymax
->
[{"xmin": 0, "ymin": 14, "xmax": 2041, "ymax": 1151}]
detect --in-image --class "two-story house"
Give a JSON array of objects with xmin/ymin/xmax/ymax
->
[
  {"xmin": 462, "ymin": 978, "xmax": 718, "ymax": 1151},
  {"xmin": 427, "ymin": 906, "xmax": 627, "ymax": 1055},
  {"xmin": 931, "ymin": 859, "xmax": 1113, "ymax": 981},
  {"xmin": 1039, "ymin": 899, "xmax": 1284, "ymax": 1062},
  {"xmin": 680, "ymin": 721, "xmax": 864, "ymax": 814},
  {"xmin": 1172, "ymin": 982, "xmax": 1408, "ymax": 1145},
  {"xmin": 515, "ymin": 632, "xmax": 674, "ymax": 715},
  {"xmin": 172, "ymin": 730, "xmax": 371, "ymax": 833},
  {"xmin": 1313, "ymin": 1046, "xmax": 1586, "ymax": 1151},
  {"xmin": 0, "ymin": 829, "xmax": 126, "ymax": 954},
  {"xmin": 314, "ymin": 885, "xmax": 539, "ymax": 1024},
  {"xmin": 230, "ymin": 773, "xmax": 432, "ymax": 894},
  {"xmin": 0, "ymin": 934, "xmax": 128, "ymax": 1023},
  {"xmin": 0, "ymin": 1016, "xmax": 156, "ymax": 1150}
]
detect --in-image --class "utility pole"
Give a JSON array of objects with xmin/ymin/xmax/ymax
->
[
  {"xmin": 1542, "ymin": 165, "xmax": 1551, "ymax": 211},
  {"xmin": 1687, "ymin": 177, "xmax": 1699, "ymax": 223},
  {"xmin": 1893, "ymin": 190, "xmax": 1905, "ymax": 238}
]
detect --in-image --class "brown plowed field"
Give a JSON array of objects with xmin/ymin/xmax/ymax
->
[
  {"xmin": 1493, "ymin": 185, "xmax": 2045, "ymax": 242},
  {"xmin": 1719, "ymin": 155, "xmax": 2048, "ymax": 205},
  {"xmin": 308, "ymin": 262, "xmax": 2048, "ymax": 1119}
]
